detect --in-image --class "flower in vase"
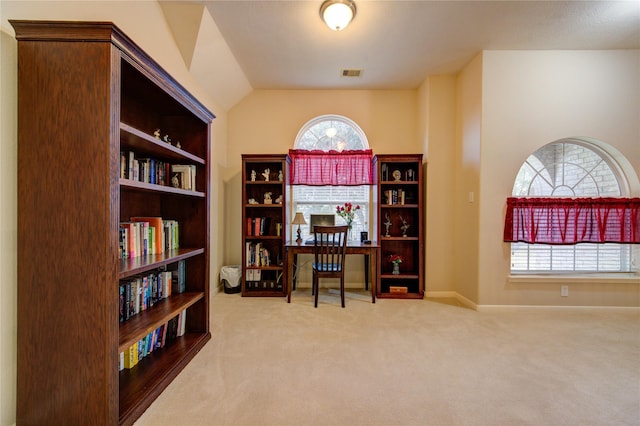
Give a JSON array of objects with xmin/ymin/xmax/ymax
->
[
  {"xmin": 388, "ymin": 254, "xmax": 404, "ymax": 265},
  {"xmin": 336, "ymin": 202, "xmax": 360, "ymax": 228}
]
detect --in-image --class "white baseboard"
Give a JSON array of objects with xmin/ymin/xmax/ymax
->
[
  {"xmin": 425, "ymin": 291, "xmax": 478, "ymax": 310},
  {"xmin": 424, "ymin": 291, "xmax": 639, "ymax": 311},
  {"xmin": 476, "ymin": 304, "xmax": 640, "ymax": 312}
]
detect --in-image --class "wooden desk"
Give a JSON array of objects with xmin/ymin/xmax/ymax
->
[{"xmin": 286, "ymin": 241, "xmax": 379, "ymax": 304}]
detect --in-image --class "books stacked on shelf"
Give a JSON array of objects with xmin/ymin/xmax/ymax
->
[
  {"xmin": 385, "ymin": 189, "xmax": 406, "ymax": 205},
  {"xmin": 120, "ymin": 271, "xmax": 171, "ymax": 322},
  {"xmin": 119, "ymin": 310, "xmax": 187, "ymax": 371},
  {"xmin": 120, "ymin": 151, "xmax": 198, "ymax": 192},
  {"xmin": 245, "ymin": 242, "xmax": 271, "ymax": 267},
  {"xmin": 246, "ymin": 217, "xmax": 272, "ymax": 236},
  {"xmin": 121, "ymin": 151, "xmax": 168, "ymax": 186},
  {"xmin": 172, "ymin": 259, "xmax": 186, "ymax": 294},
  {"xmin": 170, "ymin": 164, "xmax": 197, "ymax": 191},
  {"xmin": 119, "ymin": 260, "xmax": 186, "ymax": 322},
  {"xmin": 119, "ymin": 260, "xmax": 186, "ymax": 323},
  {"xmin": 245, "ymin": 269, "xmax": 261, "ymax": 282},
  {"xmin": 244, "ymin": 270, "xmax": 283, "ymax": 291},
  {"xmin": 119, "ymin": 217, "xmax": 179, "ymax": 259}
]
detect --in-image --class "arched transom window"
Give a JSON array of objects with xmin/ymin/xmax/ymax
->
[{"xmin": 511, "ymin": 138, "xmax": 636, "ymax": 273}]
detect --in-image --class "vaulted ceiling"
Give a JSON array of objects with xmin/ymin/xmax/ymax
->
[{"xmin": 160, "ymin": 1, "xmax": 640, "ymax": 110}]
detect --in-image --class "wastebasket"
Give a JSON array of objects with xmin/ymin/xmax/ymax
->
[{"xmin": 220, "ymin": 265, "xmax": 241, "ymax": 294}]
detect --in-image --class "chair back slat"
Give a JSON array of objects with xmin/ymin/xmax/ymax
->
[{"xmin": 313, "ymin": 225, "xmax": 348, "ymax": 274}]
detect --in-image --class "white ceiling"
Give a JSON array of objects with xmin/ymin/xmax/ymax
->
[{"xmin": 163, "ymin": 0, "xmax": 640, "ymax": 109}]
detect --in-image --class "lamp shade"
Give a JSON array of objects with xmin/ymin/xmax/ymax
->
[
  {"xmin": 320, "ymin": 0, "xmax": 356, "ymax": 31},
  {"xmin": 292, "ymin": 212, "xmax": 307, "ymax": 225}
]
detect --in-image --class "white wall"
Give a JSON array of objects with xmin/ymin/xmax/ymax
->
[
  {"xmin": 0, "ymin": 26, "xmax": 18, "ymax": 426},
  {"xmin": 418, "ymin": 76, "xmax": 457, "ymax": 293},
  {"xmin": 454, "ymin": 53, "xmax": 483, "ymax": 304},
  {"xmin": 478, "ymin": 50, "xmax": 640, "ymax": 306}
]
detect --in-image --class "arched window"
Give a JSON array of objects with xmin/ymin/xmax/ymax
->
[
  {"xmin": 295, "ymin": 115, "xmax": 368, "ymax": 152},
  {"xmin": 291, "ymin": 115, "xmax": 371, "ymax": 241},
  {"xmin": 510, "ymin": 138, "xmax": 637, "ymax": 272}
]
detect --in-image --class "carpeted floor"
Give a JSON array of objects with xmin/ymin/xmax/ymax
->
[{"xmin": 135, "ymin": 290, "xmax": 640, "ymax": 426}]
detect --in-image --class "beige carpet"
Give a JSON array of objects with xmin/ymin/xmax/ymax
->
[{"xmin": 135, "ymin": 290, "xmax": 640, "ymax": 426}]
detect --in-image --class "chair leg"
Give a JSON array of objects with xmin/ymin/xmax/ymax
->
[
  {"xmin": 313, "ymin": 273, "xmax": 319, "ymax": 308},
  {"xmin": 340, "ymin": 278, "xmax": 345, "ymax": 308}
]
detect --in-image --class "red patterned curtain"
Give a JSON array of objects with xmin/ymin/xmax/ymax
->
[
  {"xmin": 288, "ymin": 149, "xmax": 373, "ymax": 186},
  {"xmin": 504, "ymin": 197, "xmax": 640, "ymax": 244}
]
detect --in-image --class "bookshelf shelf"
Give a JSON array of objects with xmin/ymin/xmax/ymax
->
[
  {"xmin": 120, "ymin": 179, "xmax": 206, "ymax": 197},
  {"xmin": 119, "ymin": 248, "xmax": 205, "ymax": 279},
  {"xmin": 374, "ymin": 154, "xmax": 425, "ymax": 299},
  {"xmin": 120, "ymin": 123, "xmax": 205, "ymax": 165},
  {"xmin": 118, "ymin": 292, "xmax": 205, "ymax": 351},
  {"xmin": 13, "ymin": 20, "xmax": 213, "ymax": 425},
  {"xmin": 118, "ymin": 333, "xmax": 208, "ymax": 424}
]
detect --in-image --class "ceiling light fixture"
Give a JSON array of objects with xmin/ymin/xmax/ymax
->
[{"xmin": 320, "ymin": 0, "xmax": 356, "ymax": 31}]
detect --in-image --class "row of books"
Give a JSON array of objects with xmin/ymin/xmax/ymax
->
[
  {"xmin": 119, "ymin": 217, "xmax": 179, "ymax": 259},
  {"xmin": 118, "ymin": 311, "xmax": 186, "ymax": 371},
  {"xmin": 246, "ymin": 217, "xmax": 280, "ymax": 236},
  {"xmin": 120, "ymin": 151, "xmax": 197, "ymax": 191},
  {"xmin": 119, "ymin": 262, "xmax": 185, "ymax": 323},
  {"xmin": 244, "ymin": 281, "xmax": 284, "ymax": 291},
  {"xmin": 384, "ymin": 189, "xmax": 407, "ymax": 205},
  {"xmin": 245, "ymin": 242, "xmax": 273, "ymax": 267}
]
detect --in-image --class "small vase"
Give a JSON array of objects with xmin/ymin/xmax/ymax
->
[
  {"xmin": 392, "ymin": 263, "xmax": 400, "ymax": 275},
  {"xmin": 347, "ymin": 223, "xmax": 357, "ymax": 242}
]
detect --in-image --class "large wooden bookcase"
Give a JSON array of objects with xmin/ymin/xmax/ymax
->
[
  {"xmin": 374, "ymin": 154, "xmax": 425, "ymax": 298},
  {"xmin": 13, "ymin": 21, "xmax": 213, "ymax": 425},
  {"xmin": 241, "ymin": 154, "xmax": 288, "ymax": 297}
]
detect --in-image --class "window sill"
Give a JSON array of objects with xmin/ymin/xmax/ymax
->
[{"xmin": 508, "ymin": 273, "xmax": 640, "ymax": 284}]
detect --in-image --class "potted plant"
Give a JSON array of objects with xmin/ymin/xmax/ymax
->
[{"xmin": 388, "ymin": 254, "xmax": 403, "ymax": 275}]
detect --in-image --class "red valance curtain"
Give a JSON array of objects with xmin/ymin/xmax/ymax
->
[
  {"xmin": 504, "ymin": 197, "xmax": 640, "ymax": 245},
  {"xmin": 288, "ymin": 149, "xmax": 373, "ymax": 186}
]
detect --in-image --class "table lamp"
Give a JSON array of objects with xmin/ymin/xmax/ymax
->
[{"xmin": 292, "ymin": 212, "xmax": 306, "ymax": 243}]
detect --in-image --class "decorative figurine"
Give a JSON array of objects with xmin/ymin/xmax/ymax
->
[
  {"xmin": 176, "ymin": 141, "xmax": 181, "ymax": 149},
  {"xmin": 264, "ymin": 192, "xmax": 273, "ymax": 204},
  {"xmin": 251, "ymin": 170, "xmax": 256, "ymax": 182},
  {"xmin": 248, "ymin": 198, "xmax": 259, "ymax": 205},
  {"xmin": 278, "ymin": 170, "xmax": 283, "ymax": 181},
  {"xmin": 384, "ymin": 213, "xmax": 392, "ymax": 237},
  {"xmin": 163, "ymin": 134, "xmax": 171, "ymax": 144},
  {"xmin": 392, "ymin": 170, "xmax": 402, "ymax": 181},
  {"xmin": 262, "ymin": 168, "xmax": 270, "ymax": 181},
  {"xmin": 400, "ymin": 215, "xmax": 410, "ymax": 237},
  {"xmin": 171, "ymin": 173, "xmax": 180, "ymax": 188},
  {"xmin": 406, "ymin": 169, "xmax": 415, "ymax": 181},
  {"xmin": 154, "ymin": 129, "xmax": 161, "ymax": 139},
  {"xmin": 275, "ymin": 194, "xmax": 283, "ymax": 204}
]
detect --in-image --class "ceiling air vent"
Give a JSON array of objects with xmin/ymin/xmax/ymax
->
[{"xmin": 341, "ymin": 69, "xmax": 362, "ymax": 77}]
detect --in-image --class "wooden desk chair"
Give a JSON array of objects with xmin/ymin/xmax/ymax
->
[{"xmin": 312, "ymin": 225, "xmax": 349, "ymax": 308}]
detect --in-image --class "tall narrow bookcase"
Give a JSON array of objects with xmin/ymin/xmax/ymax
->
[
  {"xmin": 374, "ymin": 154, "xmax": 425, "ymax": 298},
  {"xmin": 241, "ymin": 154, "xmax": 288, "ymax": 296},
  {"xmin": 13, "ymin": 21, "xmax": 213, "ymax": 425}
]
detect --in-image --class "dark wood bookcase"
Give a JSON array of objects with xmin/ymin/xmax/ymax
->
[
  {"xmin": 241, "ymin": 154, "xmax": 288, "ymax": 296},
  {"xmin": 12, "ymin": 20, "xmax": 213, "ymax": 425},
  {"xmin": 374, "ymin": 154, "xmax": 425, "ymax": 298}
]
